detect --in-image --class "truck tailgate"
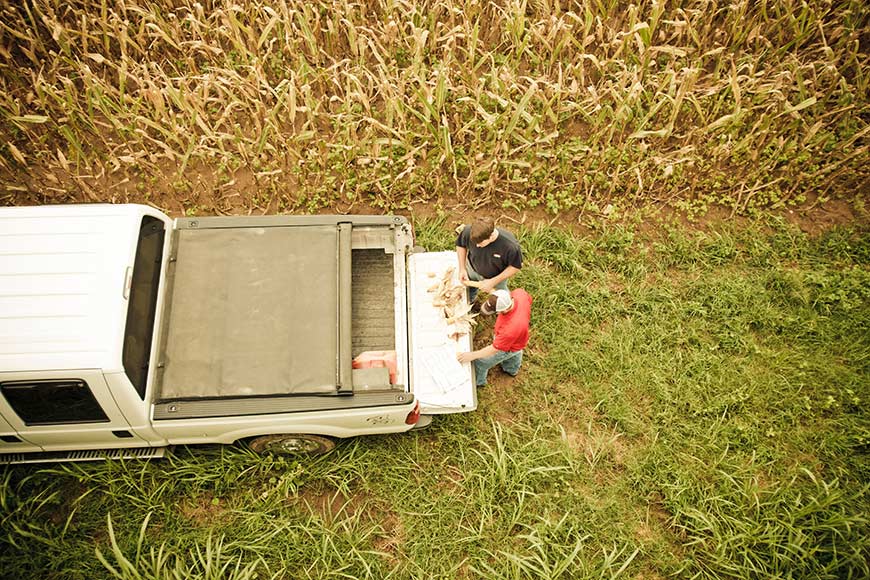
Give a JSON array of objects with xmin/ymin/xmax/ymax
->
[{"xmin": 407, "ymin": 252, "xmax": 477, "ymax": 414}]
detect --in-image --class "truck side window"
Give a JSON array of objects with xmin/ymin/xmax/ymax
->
[
  {"xmin": 123, "ymin": 216, "xmax": 165, "ymax": 399},
  {"xmin": 0, "ymin": 380, "xmax": 109, "ymax": 425}
]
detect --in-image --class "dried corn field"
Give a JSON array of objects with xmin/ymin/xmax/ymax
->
[{"xmin": 0, "ymin": 0, "xmax": 868, "ymax": 216}]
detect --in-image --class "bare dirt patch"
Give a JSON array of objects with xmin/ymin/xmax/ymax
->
[
  {"xmin": 297, "ymin": 487, "xmax": 372, "ymax": 524},
  {"xmin": 634, "ymin": 501, "xmax": 673, "ymax": 544},
  {"xmin": 371, "ymin": 511, "xmax": 405, "ymax": 562},
  {"xmin": 179, "ymin": 492, "xmax": 228, "ymax": 526},
  {"xmin": 558, "ymin": 418, "xmax": 627, "ymax": 471},
  {"xmin": 5, "ymin": 163, "xmax": 865, "ymax": 234},
  {"xmin": 479, "ymin": 370, "xmax": 524, "ymax": 425},
  {"xmin": 782, "ymin": 197, "xmax": 863, "ymax": 235},
  {"xmin": 296, "ymin": 487, "xmax": 406, "ymax": 562}
]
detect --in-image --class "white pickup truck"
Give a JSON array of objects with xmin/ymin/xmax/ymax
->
[{"xmin": 0, "ymin": 204, "xmax": 477, "ymax": 463}]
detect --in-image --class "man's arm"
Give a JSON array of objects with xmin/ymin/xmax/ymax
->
[
  {"xmin": 476, "ymin": 265, "xmax": 520, "ymax": 293},
  {"xmin": 456, "ymin": 245, "xmax": 469, "ymax": 283},
  {"xmin": 457, "ymin": 344, "xmax": 499, "ymax": 363}
]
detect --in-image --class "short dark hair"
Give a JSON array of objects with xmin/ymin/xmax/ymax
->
[{"xmin": 470, "ymin": 218, "xmax": 495, "ymax": 244}]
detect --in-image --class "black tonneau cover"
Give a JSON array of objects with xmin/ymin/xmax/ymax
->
[{"xmin": 155, "ymin": 221, "xmax": 352, "ymax": 399}]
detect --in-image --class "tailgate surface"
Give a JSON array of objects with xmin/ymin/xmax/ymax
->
[{"xmin": 408, "ymin": 252, "xmax": 477, "ymax": 414}]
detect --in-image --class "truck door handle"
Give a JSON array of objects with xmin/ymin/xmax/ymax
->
[{"xmin": 123, "ymin": 266, "xmax": 133, "ymax": 299}]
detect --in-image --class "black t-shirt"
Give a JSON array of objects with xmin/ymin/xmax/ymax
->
[{"xmin": 455, "ymin": 226, "xmax": 523, "ymax": 279}]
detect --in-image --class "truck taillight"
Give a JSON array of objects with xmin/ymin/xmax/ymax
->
[{"xmin": 405, "ymin": 401, "xmax": 421, "ymax": 425}]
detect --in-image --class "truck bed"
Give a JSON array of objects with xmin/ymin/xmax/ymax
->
[
  {"xmin": 351, "ymin": 248, "xmax": 395, "ymax": 355},
  {"xmin": 153, "ymin": 215, "xmax": 408, "ymax": 404}
]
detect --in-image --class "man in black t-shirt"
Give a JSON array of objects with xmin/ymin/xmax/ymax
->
[{"xmin": 455, "ymin": 218, "xmax": 523, "ymax": 303}]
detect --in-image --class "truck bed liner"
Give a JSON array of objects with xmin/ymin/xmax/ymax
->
[{"xmin": 351, "ymin": 248, "xmax": 395, "ymax": 355}]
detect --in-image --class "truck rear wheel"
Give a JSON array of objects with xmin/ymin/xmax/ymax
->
[{"xmin": 249, "ymin": 434, "xmax": 336, "ymax": 456}]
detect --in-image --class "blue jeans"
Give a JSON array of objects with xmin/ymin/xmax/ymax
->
[
  {"xmin": 466, "ymin": 261, "xmax": 509, "ymax": 303},
  {"xmin": 473, "ymin": 349, "xmax": 523, "ymax": 387}
]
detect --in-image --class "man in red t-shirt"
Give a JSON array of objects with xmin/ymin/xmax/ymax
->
[{"xmin": 457, "ymin": 288, "xmax": 532, "ymax": 387}]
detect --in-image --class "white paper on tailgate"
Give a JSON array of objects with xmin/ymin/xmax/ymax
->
[{"xmin": 408, "ymin": 251, "xmax": 477, "ymax": 414}]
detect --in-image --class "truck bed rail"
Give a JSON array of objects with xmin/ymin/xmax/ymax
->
[{"xmin": 153, "ymin": 391, "xmax": 412, "ymax": 420}]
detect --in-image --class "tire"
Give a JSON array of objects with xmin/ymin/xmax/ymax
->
[{"xmin": 248, "ymin": 434, "xmax": 336, "ymax": 456}]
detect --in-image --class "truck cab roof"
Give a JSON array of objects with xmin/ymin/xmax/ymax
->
[{"xmin": 0, "ymin": 204, "xmax": 168, "ymax": 375}]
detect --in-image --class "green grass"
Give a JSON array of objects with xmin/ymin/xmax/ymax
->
[{"xmin": 2, "ymin": 218, "xmax": 868, "ymax": 579}]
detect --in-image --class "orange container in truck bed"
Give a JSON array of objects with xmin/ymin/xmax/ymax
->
[{"xmin": 352, "ymin": 350, "xmax": 398, "ymax": 384}]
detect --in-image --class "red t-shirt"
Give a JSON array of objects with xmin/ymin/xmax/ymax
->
[{"xmin": 493, "ymin": 289, "xmax": 532, "ymax": 352}]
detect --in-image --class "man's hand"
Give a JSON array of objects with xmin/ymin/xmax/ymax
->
[
  {"xmin": 478, "ymin": 278, "xmax": 497, "ymax": 294},
  {"xmin": 459, "ymin": 269, "xmax": 470, "ymax": 284},
  {"xmin": 457, "ymin": 351, "xmax": 476, "ymax": 364}
]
